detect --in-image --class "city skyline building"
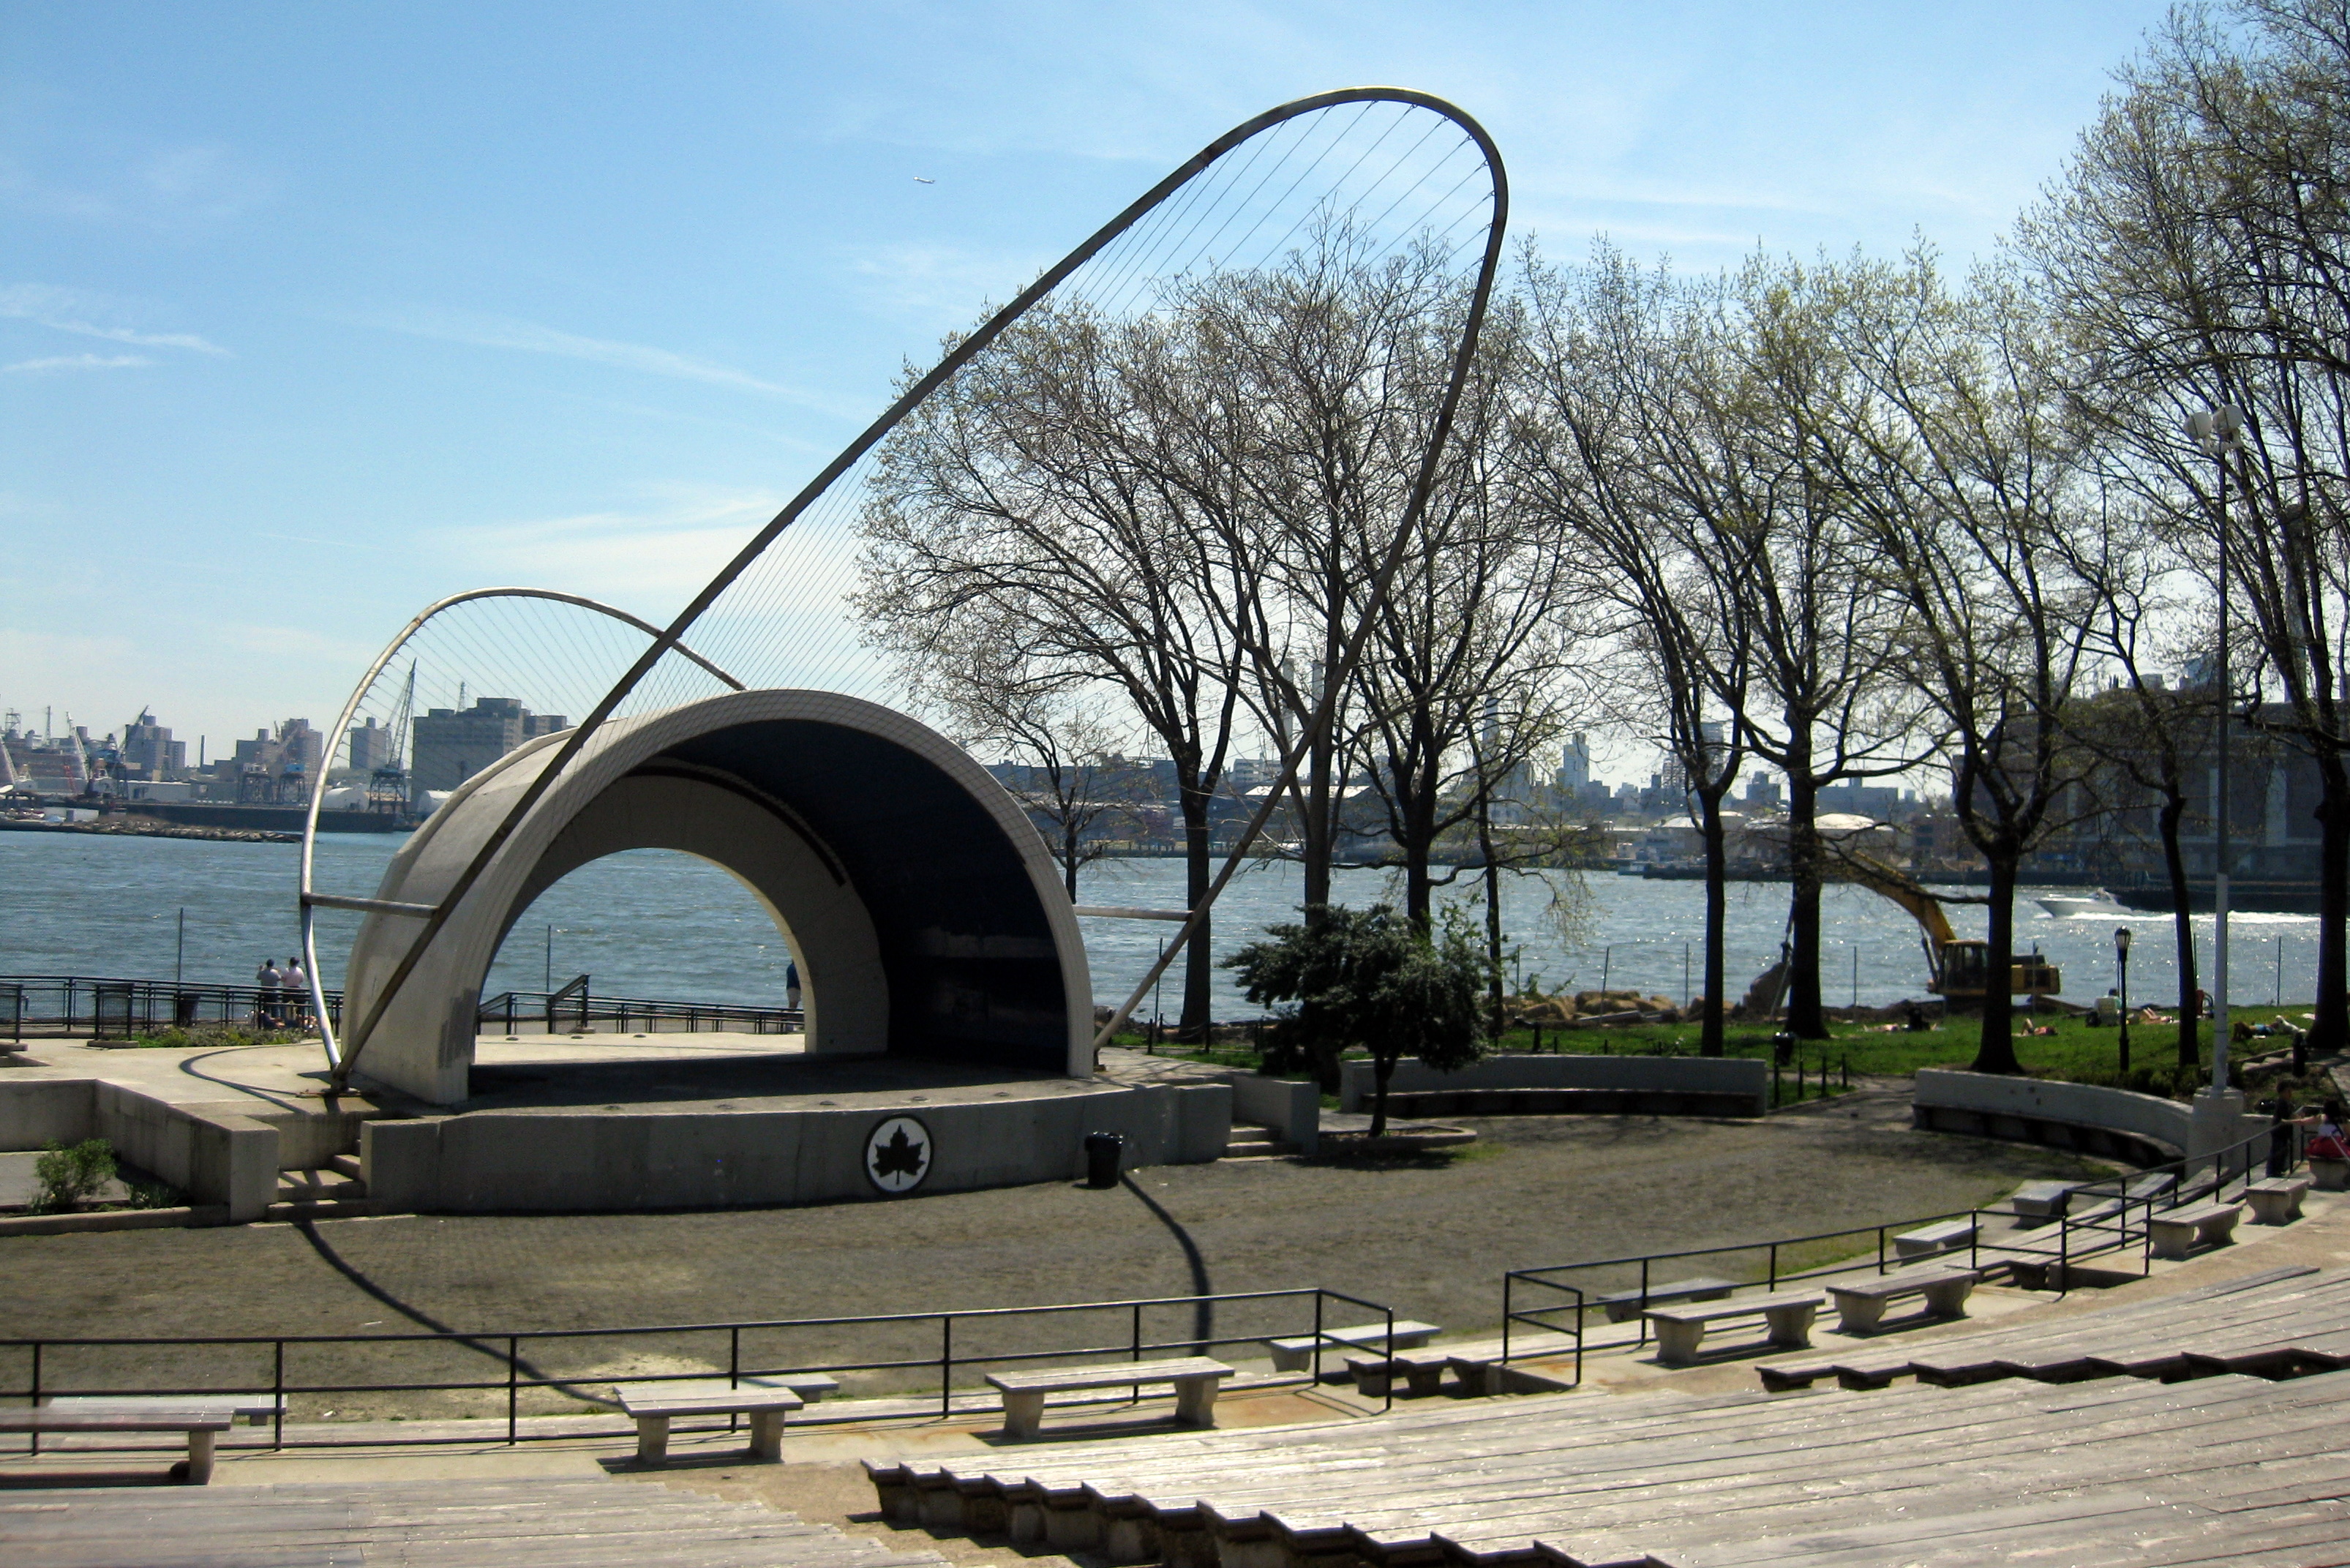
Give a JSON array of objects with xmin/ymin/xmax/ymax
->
[{"xmin": 410, "ymin": 697, "xmax": 568, "ymax": 794}]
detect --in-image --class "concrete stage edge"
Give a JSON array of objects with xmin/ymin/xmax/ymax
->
[
  {"xmin": 358, "ymin": 1046, "xmax": 1234, "ymax": 1213},
  {"xmin": 342, "ymin": 689, "xmax": 1095, "ymax": 1105}
]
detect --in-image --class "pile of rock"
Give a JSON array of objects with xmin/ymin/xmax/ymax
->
[{"xmin": 1511, "ymin": 989, "xmax": 1681, "ymax": 1027}]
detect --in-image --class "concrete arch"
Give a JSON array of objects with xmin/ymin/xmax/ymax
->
[{"xmin": 342, "ymin": 690, "xmax": 1092, "ymax": 1104}]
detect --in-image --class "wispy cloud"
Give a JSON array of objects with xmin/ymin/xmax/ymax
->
[
  {"xmin": 369, "ymin": 307, "xmax": 852, "ymax": 413},
  {"xmin": 435, "ymin": 486, "xmax": 789, "ymax": 609},
  {"xmin": 2, "ymin": 353, "xmax": 153, "ymax": 374},
  {"xmin": 839, "ymin": 241, "xmax": 1050, "ymax": 326},
  {"xmin": 0, "ymin": 143, "xmax": 275, "ymax": 230},
  {"xmin": 0, "ymin": 282, "xmax": 229, "ymax": 355}
]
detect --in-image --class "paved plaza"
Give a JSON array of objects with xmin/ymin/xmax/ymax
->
[{"xmin": 0, "ymin": 1084, "xmax": 2096, "ymax": 1423}]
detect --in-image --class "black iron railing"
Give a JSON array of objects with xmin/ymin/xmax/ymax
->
[
  {"xmin": 0, "ymin": 975, "xmax": 803, "ymax": 1040},
  {"xmin": 0, "ymin": 975, "xmax": 342, "ymax": 1038},
  {"xmin": 1, "ymin": 1286, "xmax": 1397, "ymax": 1455},
  {"xmin": 1502, "ymin": 1121, "xmax": 2300, "ymax": 1367},
  {"xmin": 474, "ymin": 988, "xmax": 802, "ymax": 1035}
]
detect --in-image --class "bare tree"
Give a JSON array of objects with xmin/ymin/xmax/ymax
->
[
  {"xmin": 1348, "ymin": 290, "xmax": 1585, "ymax": 932},
  {"xmin": 1517, "ymin": 248, "xmax": 1756, "ymax": 1056},
  {"xmin": 857, "ymin": 300, "xmax": 1256, "ymax": 1040},
  {"xmin": 916, "ymin": 640, "xmax": 1142, "ymax": 897},
  {"xmin": 2051, "ymin": 494, "xmax": 2220, "ymax": 1068},
  {"xmin": 2020, "ymin": 0, "xmax": 2350, "ymax": 1051},
  {"xmin": 1817, "ymin": 252, "xmax": 2098, "ymax": 1076}
]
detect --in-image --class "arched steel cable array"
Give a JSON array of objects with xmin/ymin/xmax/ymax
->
[
  {"xmin": 322, "ymin": 87, "xmax": 1508, "ymax": 1089},
  {"xmin": 296, "ymin": 588, "xmax": 741, "ymax": 1070}
]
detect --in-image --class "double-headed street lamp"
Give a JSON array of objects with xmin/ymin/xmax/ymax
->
[{"xmin": 2187, "ymin": 402, "xmax": 2247, "ymax": 1095}]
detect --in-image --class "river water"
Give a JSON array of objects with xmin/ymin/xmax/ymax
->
[{"xmin": 0, "ymin": 830, "xmax": 2322, "ymax": 1020}]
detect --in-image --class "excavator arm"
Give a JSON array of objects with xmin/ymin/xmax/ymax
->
[{"xmin": 1824, "ymin": 849, "xmax": 1958, "ymax": 947}]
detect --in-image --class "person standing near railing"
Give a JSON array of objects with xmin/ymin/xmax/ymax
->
[
  {"xmin": 282, "ymin": 955, "xmax": 310, "ymax": 1029},
  {"xmin": 786, "ymin": 959, "xmax": 801, "ymax": 1015},
  {"xmin": 255, "ymin": 957, "xmax": 283, "ymax": 1028}
]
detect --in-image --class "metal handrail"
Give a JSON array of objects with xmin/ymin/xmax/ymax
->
[
  {"xmin": 1501, "ymin": 1119, "xmax": 2302, "ymax": 1365},
  {"xmin": 0, "ymin": 975, "xmax": 802, "ymax": 1040},
  {"xmin": 1, "ymin": 1285, "xmax": 1399, "ymax": 1454}
]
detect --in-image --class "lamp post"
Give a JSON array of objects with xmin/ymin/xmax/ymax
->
[
  {"xmin": 2115, "ymin": 926, "xmax": 2132, "ymax": 1076},
  {"xmin": 2187, "ymin": 402, "xmax": 2245, "ymax": 1095}
]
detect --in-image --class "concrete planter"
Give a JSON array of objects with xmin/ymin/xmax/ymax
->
[
  {"xmin": 2310, "ymin": 1158, "xmax": 2349, "ymax": 1192},
  {"xmin": 1340, "ymin": 1054, "xmax": 1767, "ymax": 1118},
  {"xmin": 0, "ymin": 1204, "xmax": 228, "ymax": 1237}
]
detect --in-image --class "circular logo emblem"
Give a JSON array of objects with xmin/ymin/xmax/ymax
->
[{"xmin": 865, "ymin": 1114, "xmax": 933, "ymax": 1195}]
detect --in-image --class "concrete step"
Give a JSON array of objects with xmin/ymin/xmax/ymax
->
[
  {"xmin": 326, "ymin": 1152, "xmax": 364, "ymax": 1182},
  {"xmin": 264, "ymin": 1196, "xmax": 386, "ymax": 1221},
  {"xmin": 277, "ymin": 1168, "xmax": 368, "ymax": 1201},
  {"xmin": 1223, "ymin": 1125, "xmax": 1298, "ymax": 1158}
]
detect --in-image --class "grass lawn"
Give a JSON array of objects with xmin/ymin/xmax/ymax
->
[{"xmin": 1119, "ymin": 1008, "xmax": 2331, "ymax": 1109}]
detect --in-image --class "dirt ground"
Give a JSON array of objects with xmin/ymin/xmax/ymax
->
[{"xmin": 0, "ymin": 1089, "xmax": 2099, "ymax": 1419}]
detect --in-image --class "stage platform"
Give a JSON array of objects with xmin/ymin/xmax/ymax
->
[{"xmin": 0, "ymin": 1037, "xmax": 1234, "ymax": 1218}]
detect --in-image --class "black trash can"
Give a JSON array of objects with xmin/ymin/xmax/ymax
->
[{"xmin": 1084, "ymin": 1132, "xmax": 1125, "ymax": 1189}]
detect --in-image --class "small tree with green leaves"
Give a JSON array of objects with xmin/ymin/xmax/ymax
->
[
  {"xmin": 31, "ymin": 1139, "xmax": 117, "ymax": 1215},
  {"xmin": 1225, "ymin": 904, "xmax": 1487, "ymax": 1137}
]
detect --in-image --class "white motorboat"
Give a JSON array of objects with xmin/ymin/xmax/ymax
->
[{"xmin": 2038, "ymin": 889, "xmax": 2129, "ymax": 918}]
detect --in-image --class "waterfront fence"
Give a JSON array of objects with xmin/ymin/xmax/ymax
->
[{"xmin": 1, "ymin": 976, "xmax": 802, "ymax": 1042}]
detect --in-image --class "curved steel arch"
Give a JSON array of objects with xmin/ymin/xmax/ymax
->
[
  {"xmin": 297, "ymin": 586, "xmax": 742, "ymax": 1069},
  {"xmin": 327, "ymin": 86, "xmax": 1509, "ymax": 1090}
]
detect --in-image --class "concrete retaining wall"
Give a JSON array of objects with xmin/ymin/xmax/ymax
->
[
  {"xmin": 1230, "ymin": 1075, "xmax": 1320, "ymax": 1155},
  {"xmin": 0, "ymin": 1079, "xmax": 280, "ymax": 1222},
  {"xmin": 362, "ymin": 1079, "xmax": 1231, "ymax": 1213},
  {"xmin": 1910, "ymin": 1069, "xmax": 2270, "ymax": 1169},
  {"xmin": 1340, "ymin": 1054, "xmax": 1768, "ymax": 1117}
]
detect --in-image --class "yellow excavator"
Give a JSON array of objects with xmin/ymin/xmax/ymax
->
[
  {"xmin": 1740, "ymin": 849, "xmax": 2061, "ymax": 1015},
  {"xmin": 1831, "ymin": 850, "xmax": 2061, "ymax": 1002}
]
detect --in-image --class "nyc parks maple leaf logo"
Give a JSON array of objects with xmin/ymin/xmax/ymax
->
[{"xmin": 866, "ymin": 1116, "xmax": 932, "ymax": 1192}]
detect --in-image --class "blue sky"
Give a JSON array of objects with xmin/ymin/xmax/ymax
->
[{"xmin": 3, "ymin": 0, "xmax": 2171, "ymax": 771}]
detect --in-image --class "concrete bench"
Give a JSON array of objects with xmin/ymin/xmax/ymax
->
[
  {"xmin": 1892, "ymin": 1220, "xmax": 1976, "ymax": 1260},
  {"xmin": 1264, "ymin": 1320, "xmax": 1439, "ymax": 1373},
  {"xmin": 2010, "ymin": 1181, "xmax": 2085, "ymax": 1219},
  {"xmin": 2147, "ymin": 1201, "xmax": 2242, "ymax": 1260},
  {"xmin": 45, "ymin": 1394, "xmax": 287, "ymax": 1428},
  {"xmin": 1828, "ymin": 1267, "xmax": 1980, "ymax": 1332},
  {"xmin": 0, "ymin": 1407, "xmax": 233, "ymax": 1483},
  {"xmin": 1593, "ymin": 1276, "xmax": 1738, "ymax": 1324},
  {"xmin": 610, "ymin": 1378, "xmax": 805, "ymax": 1464},
  {"xmin": 1342, "ymin": 1349, "xmax": 1456, "ymax": 1398},
  {"xmin": 1645, "ymin": 1291, "xmax": 1824, "ymax": 1365},
  {"xmin": 985, "ymin": 1357, "xmax": 1233, "ymax": 1440},
  {"xmin": 2245, "ymin": 1177, "xmax": 2312, "ymax": 1226}
]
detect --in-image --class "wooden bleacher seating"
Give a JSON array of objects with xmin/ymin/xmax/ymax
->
[
  {"xmin": 1644, "ymin": 1290, "xmax": 1822, "ymax": 1364},
  {"xmin": 2244, "ymin": 1175, "xmax": 2311, "ymax": 1225},
  {"xmin": 984, "ymin": 1357, "xmax": 1231, "ymax": 1440},
  {"xmin": 611, "ymin": 1378, "xmax": 804, "ymax": 1463},
  {"xmin": 866, "ymin": 1265, "xmax": 2350, "ymax": 1568},
  {"xmin": 1591, "ymin": 1275, "xmax": 1737, "ymax": 1322},
  {"xmin": 2147, "ymin": 1199, "xmax": 2243, "ymax": 1258},
  {"xmin": 1262, "ymin": 1320, "xmax": 1438, "ymax": 1372},
  {"xmin": 12, "ymin": 1477, "xmax": 955, "ymax": 1568},
  {"xmin": 1758, "ymin": 1263, "xmax": 2336, "ymax": 1390},
  {"xmin": 1825, "ymin": 1265, "xmax": 1979, "ymax": 1332}
]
